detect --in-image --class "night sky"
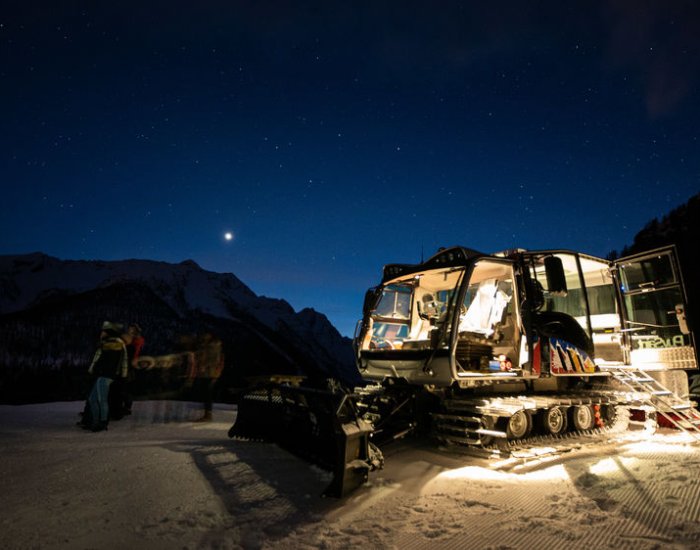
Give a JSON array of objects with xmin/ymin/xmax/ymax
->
[{"xmin": 2, "ymin": 1, "xmax": 699, "ymax": 336}]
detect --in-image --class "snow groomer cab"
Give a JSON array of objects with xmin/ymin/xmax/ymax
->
[{"xmin": 354, "ymin": 245, "xmax": 696, "ymax": 391}]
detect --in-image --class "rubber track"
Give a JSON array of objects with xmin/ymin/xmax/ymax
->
[{"xmin": 433, "ymin": 404, "xmax": 632, "ymax": 460}]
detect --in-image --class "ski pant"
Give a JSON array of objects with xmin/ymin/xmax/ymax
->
[
  {"xmin": 109, "ymin": 377, "xmax": 132, "ymax": 419},
  {"xmin": 193, "ymin": 377, "xmax": 216, "ymax": 412},
  {"xmin": 88, "ymin": 377, "xmax": 113, "ymax": 427}
]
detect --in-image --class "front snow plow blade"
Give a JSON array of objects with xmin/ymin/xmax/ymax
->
[{"xmin": 229, "ymin": 382, "xmax": 382, "ymax": 498}]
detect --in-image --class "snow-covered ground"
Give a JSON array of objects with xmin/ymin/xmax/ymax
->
[{"xmin": 2, "ymin": 401, "xmax": 700, "ymax": 550}]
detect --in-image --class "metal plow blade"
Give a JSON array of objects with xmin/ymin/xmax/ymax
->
[{"xmin": 229, "ymin": 384, "xmax": 382, "ymax": 498}]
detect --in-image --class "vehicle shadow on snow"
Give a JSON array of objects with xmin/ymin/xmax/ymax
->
[{"xmin": 161, "ymin": 435, "xmax": 338, "ymax": 541}]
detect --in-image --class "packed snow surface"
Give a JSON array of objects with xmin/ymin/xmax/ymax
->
[{"xmin": 2, "ymin": 401, "xmax": 700, "ymax": 549}]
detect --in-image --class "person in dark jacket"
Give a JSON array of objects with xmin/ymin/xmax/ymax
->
[
  {"xmin": 193, "ymin": 333, "xmax": 224, "ymax": 422},
  {"xmin": 110, "ymin": 323, "xmax": 145, "ymax": 419},
  {"xmin": 80, "ymin": 321, "xmax": 128, "ymax": 432}
]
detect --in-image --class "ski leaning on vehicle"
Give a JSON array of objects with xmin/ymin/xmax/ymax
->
[{"xmin": 229, "ymin": 244, "xmax": 700, "ymax": 497}]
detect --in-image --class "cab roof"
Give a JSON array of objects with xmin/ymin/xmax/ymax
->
[{"xmin": 381, "ymin": 246, "xmax": 486, "ymax": 283}]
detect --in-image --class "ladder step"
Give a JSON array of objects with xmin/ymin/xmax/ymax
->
[
  {"xmin": 678, "ymin": 411, "xmax": 700, "ymax": 426},
  {"xmin": 678, "ymin": 421, "xmax": 700, "ymax": 430},
  {"xmin": 615, "ymin": 375, "xmax": 656, "ymax": 384},
  {"xmin": 606, "ymin": 370, "xmax": 700, "ymax": 437},
  {"xmin": 673, "ymin": 417, "xmax": 700, "ymax": 426}
]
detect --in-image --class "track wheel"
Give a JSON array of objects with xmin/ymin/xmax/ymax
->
[
  {"xmin": 539, "ymin": 406, "xmax": 568, "ymax": 435},
  {"xmin": 505, "ymin": 410, "xmax": 532, "ymax": 440},
  {"xmin": 601, "ymin": 404, "xmax": 626, "ymax": 429},
  {"xmin": 570, "ymin": 405, "xmax": 595, "ymax": 431}
]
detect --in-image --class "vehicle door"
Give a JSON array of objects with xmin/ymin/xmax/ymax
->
[{"xmin": 614, "ymin": 246, "xmax": 696, "ymax": 369}]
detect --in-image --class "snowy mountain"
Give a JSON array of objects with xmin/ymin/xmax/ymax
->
[
  {"xmin": 0, "ymin": 253, "xmax": 357, "ymax": 403},
  {"xmin": 3, "ymin": 253, "xmax": 291, "ymax": 324}
]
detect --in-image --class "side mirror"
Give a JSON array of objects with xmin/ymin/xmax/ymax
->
[{"xmin": 544, "ymin": 256, "xmax": 568, "ymax": 297}]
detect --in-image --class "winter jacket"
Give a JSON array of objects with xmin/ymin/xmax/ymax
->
[
  {"xmin": 195, "ymin": 339, "xmax": 224, "ymax": 379},
  {"xmin": 88, "ymin": 336, "xmax": 128, "ymax": 379},
  {"xmin": 127, "ymin": 335, "xmax": 145, "ymax": 366}
]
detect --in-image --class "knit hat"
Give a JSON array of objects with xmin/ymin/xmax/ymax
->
[{"xmin": 101, "ymin": 321, "xmax": 123, "ymax": 334}]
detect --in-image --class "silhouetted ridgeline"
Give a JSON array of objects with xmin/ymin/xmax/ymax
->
[
  {"xmin": 0, "ymin": 255, "xmax": 357, "ymax": 404},
  {"xmin": 610, "ymin": 192, "xmax": 700, "ymax": 338}
]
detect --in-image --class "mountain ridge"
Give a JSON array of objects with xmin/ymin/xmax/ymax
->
[{"xmin": 0, "ymin": 253, "xmax": 358, "ymax": 403}]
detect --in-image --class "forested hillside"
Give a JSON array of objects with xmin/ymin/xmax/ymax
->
[{"xmin": 611, "ymin": 192, "xmax": 700, "ymax": 338}]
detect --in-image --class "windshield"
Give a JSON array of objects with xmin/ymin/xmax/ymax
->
[
  {"xmin": 363, "ymin": 269, "xmax": 465, "ymax": 351},
  {"xmin": 373, "ymin": 284, "xmax": 412, "ymax": 320}
]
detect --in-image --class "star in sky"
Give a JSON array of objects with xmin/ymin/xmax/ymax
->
[{"xmin": 1, "ymin": 2, "xmax": 699, "ymax": 336}]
